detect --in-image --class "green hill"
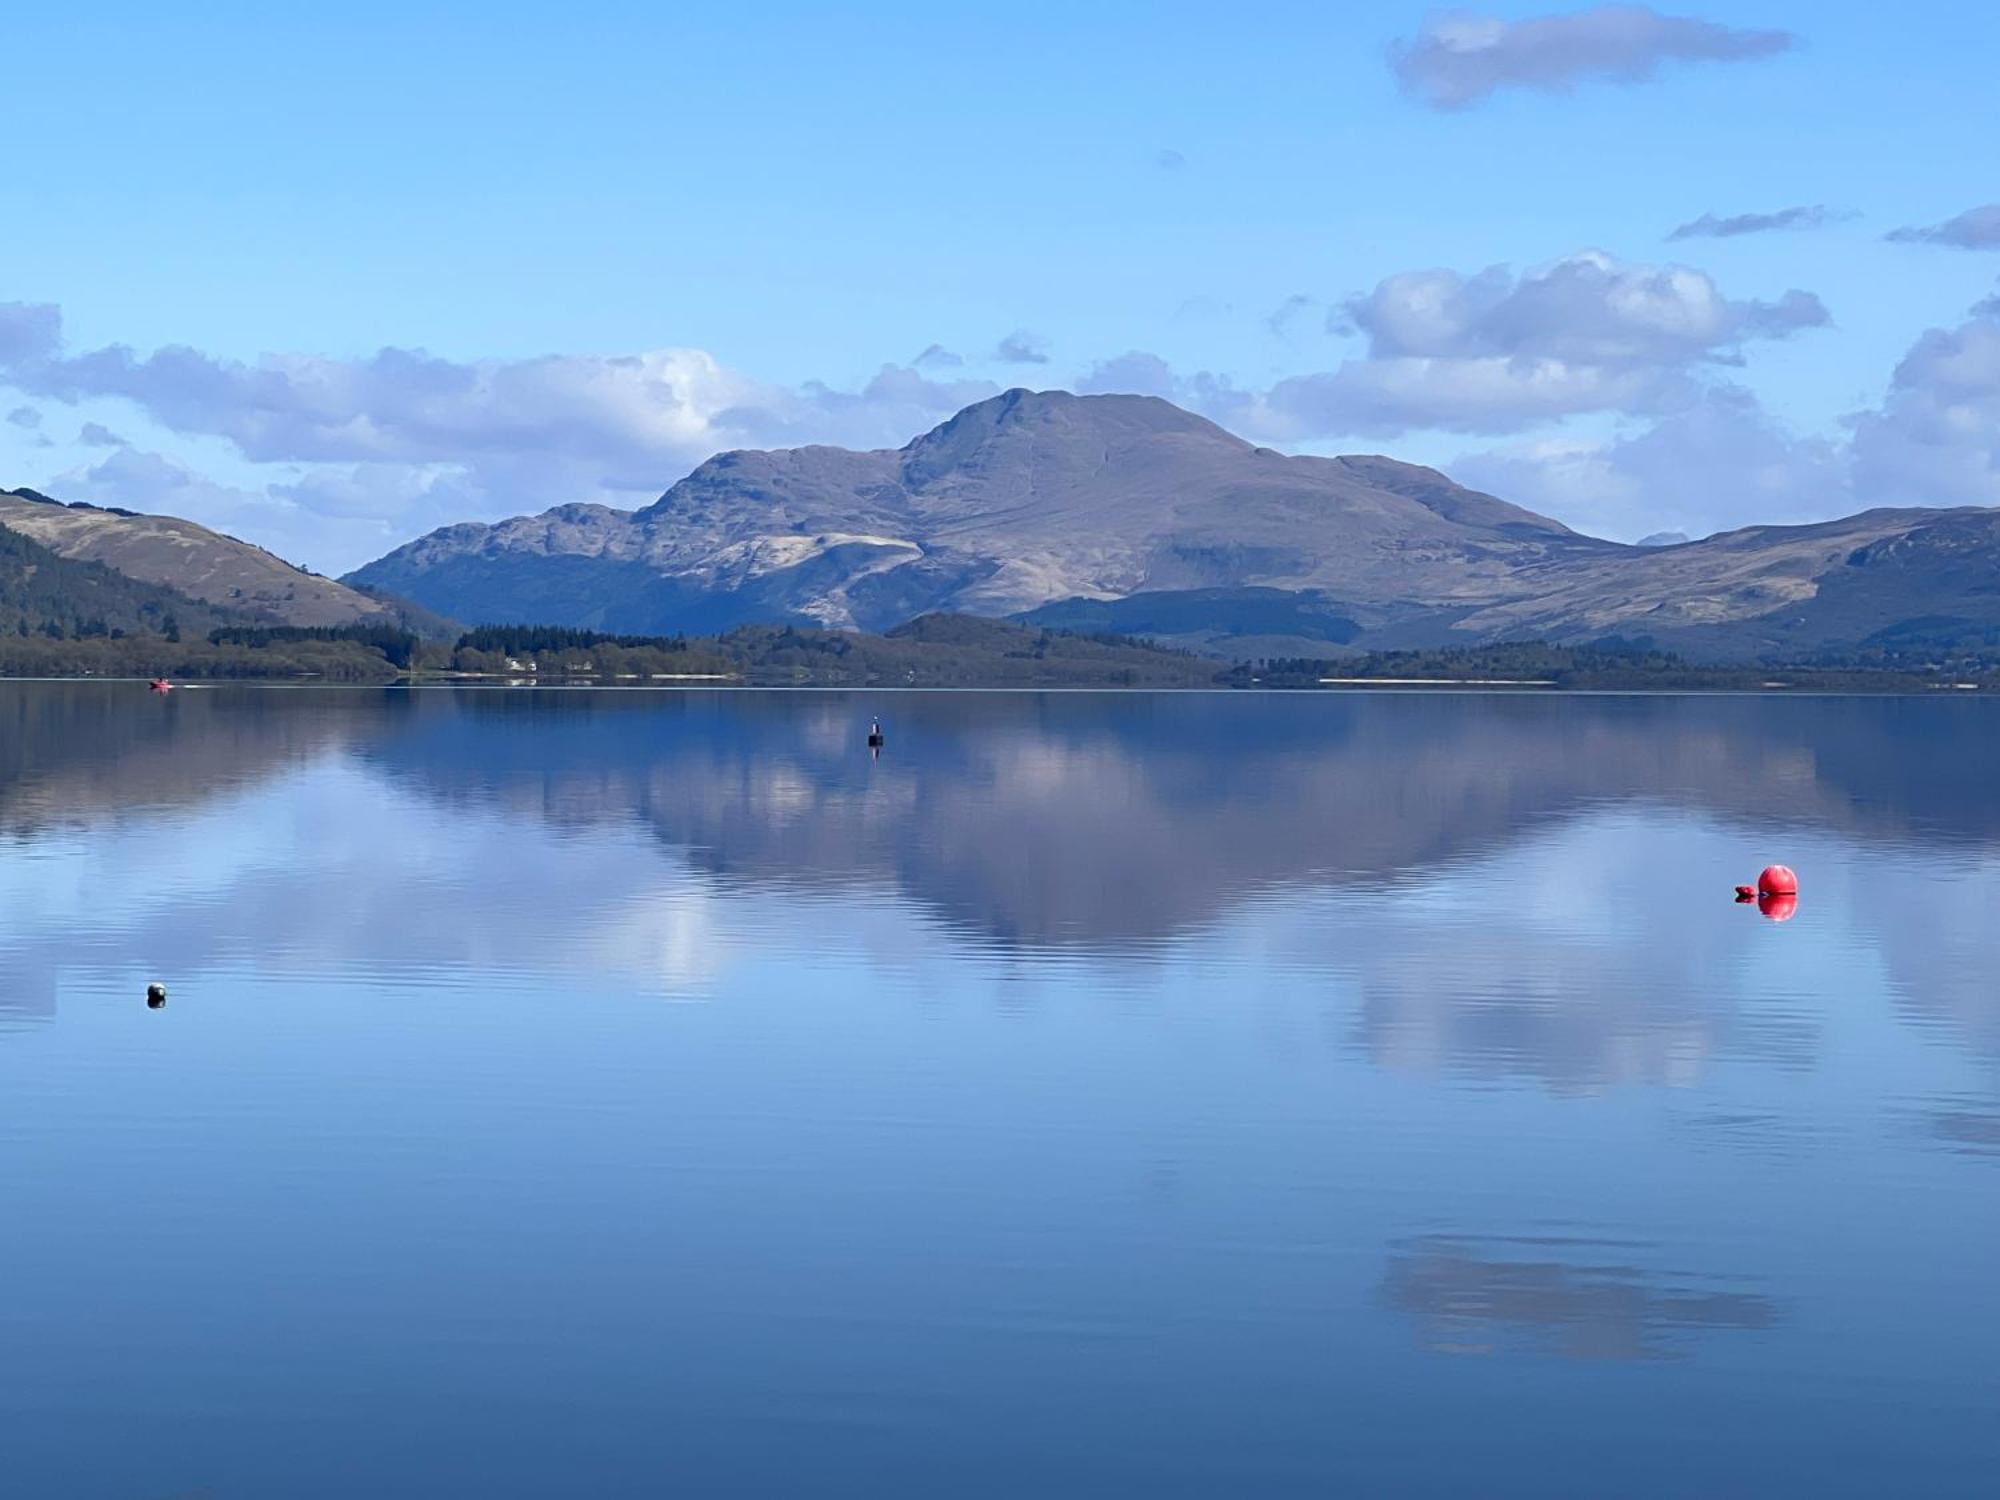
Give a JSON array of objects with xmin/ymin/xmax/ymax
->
[{"xmin": 0, "ymin": 522, "xmax": 234, "ymax": 641}]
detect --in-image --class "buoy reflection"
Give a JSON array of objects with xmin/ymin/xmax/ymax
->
[{"xmin": 1757, "ymin": 891, "xmax": 1798, "ymax": 922}]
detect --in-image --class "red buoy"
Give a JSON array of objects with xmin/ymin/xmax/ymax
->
[{"xmin": 1758, "ymin": 864, "xmax": 1798, "ymax": 898}]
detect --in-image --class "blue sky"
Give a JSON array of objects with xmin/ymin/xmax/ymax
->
[{"xmin": 2, "ymin": 1, "xmax": 1997, "ymax": 571}]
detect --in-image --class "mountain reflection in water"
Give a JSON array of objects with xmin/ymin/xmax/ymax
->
[{"xmin": 3, "ymin": 685, "xmax": 2000, "ymax": 1499}]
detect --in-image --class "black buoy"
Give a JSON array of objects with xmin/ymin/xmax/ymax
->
[
  {"xmin": 146, "ymin": 983, "xmax": 167, "ymax": 1009},
  {"xmin": 866, "ymin": 718, "xmax": 885, "ymax": 750}
]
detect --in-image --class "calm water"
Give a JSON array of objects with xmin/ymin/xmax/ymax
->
[{"xmin": 2, "ymin": 685, "xmax": 1998, "ymax": 1498}]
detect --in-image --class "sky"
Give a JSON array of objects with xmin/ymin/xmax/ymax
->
[{"xmin": 1, "ymin": 0, "xmax": 1997, "ymax": 573}]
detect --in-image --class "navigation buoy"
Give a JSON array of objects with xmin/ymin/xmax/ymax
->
[
  {"xmin": 146, "ymin": 983, "xmax": 168, "ymax": 1009},
  {"xmin": 866, "ymin": 718, "xmax": 885, "ymax": 750},
  {"xmin": 1757, "ymin": 865, "xmax": 1798, "ymax": 898},
  {"xmin": 1734, "ymin": 866, "xmax": 1800, "ymax": 919}
]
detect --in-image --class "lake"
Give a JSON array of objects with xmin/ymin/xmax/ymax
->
[{"xmin": 2, "ymin": 683, "xmax": 1997, "ymax": 1498}]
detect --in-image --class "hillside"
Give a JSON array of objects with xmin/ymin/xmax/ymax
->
[
  {"xmin": 347, "ymin": 389, "xmax": 1612, "ymax": 636},
  {"xmin": 344, "ymin": 389, "xmax": 2000, "ymax": 662},
  {"xmin": 0, "ymin": 488, "xmax": 395, "ymax": 628},
  {"xmin": 1439, "ymin": 507, "xmax": 2000, "ymax": 659},
  {"xmin": 10, "ymin": 392, "xmax": 1994, "ymax": 666},
  {"xmin": 0, "ymin": 521, "xmax": 238, "ymax": 641}
]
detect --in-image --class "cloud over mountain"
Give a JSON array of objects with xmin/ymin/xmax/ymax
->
[
  {"xmin": 994, "ymin": 331, "xmax": 1051, "ymax": 364},
  {"xmin": 1391, "ymin": 5, "xmax": 1795, "ymax": 110},
  {"xmin": 3, "ymin": 266, "xmax": 1992, "ymax": 579},
  {"xmin": 1454, "ymin": 386, "xmax": 1850, "ymax": 540},
  {"xmin": 1460, "ymin": 307, "xmax": 2000, "ymax": 539},
  {"xmin": 0, "ymin": 301, "xmax": 1001, "ymax": 569},
  {"xmin": 1247, "ymin": 250, "xmax": 1828, "ymax": 436},
  {"xmin": 1849, "ymin": 312, "xmax": 2000, "ymax": 505}
]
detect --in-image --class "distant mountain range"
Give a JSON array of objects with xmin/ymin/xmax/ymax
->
[
  {"xmin": 7, "ymin": 389, "xmax": 2000, "ymax": 661},
  {"xmin": 345, "ymin": 390, "xmax": 2000, "ymax": 660},
  {"xmin": 347, "ymin": 389, "xmax": 1612, "ymax": 651}
]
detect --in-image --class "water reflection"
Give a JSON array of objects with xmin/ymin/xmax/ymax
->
[
  {"xmin": 0, "ymin": 682, "xmax": 368, "ymax": 833},
  {"xmin": 5, "ymin": 685, "xmax": 2000, "ymax": 1497},
  {"xmin": 353, "ymin": 690, "xmax": 2000, "ymax": 938},
  {"xmin": 8, "ymin": 687, "xmax": 2000, "ymax": 944},
  {"xmin": 2, "ymin": 687, "xmax": 1999, "ymax": 1091},
  {"xmin": 1922, "ymin": 1104, "xmax": 2000, "ymax": 1157},
  {"xmin": 1382, "ymin": 1233, "xmax": 1780, "ymax": 1360}
]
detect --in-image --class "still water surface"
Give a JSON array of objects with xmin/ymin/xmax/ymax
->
[{"xmin": 2, "ymin": 685, "xmax": 1997, "ymax": 1497}]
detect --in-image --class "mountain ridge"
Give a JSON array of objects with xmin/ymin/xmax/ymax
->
[
  {"xmin": 349, "ymin": 388, "xmax": 1619, "ymax": 640},
  {"xmin": 13, "ymin": 388, "xmax": 2000, "ymax": 663},
  {"xmin": 0, "ymin": 488, "xmax": 396, "ymax": 629}
]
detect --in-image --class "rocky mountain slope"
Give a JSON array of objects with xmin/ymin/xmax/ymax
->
[
  {"xmin": 25, "ymin": 389, "xmax": 1995, "ymax": 662},
  {"xmin": 0, "ymin": 488, "xmax": 394, "ymax": 628},
  {"xmin": 1429, "ymin": 506, "xmax": 2000, "ymax": 658},
  {"xmin": 347, "ymin": 390, "xmax": 1617, "ymax": 637},
  {"xmin": 352, "ymin": 389, "xmax": 2000, "ymax": 658}
]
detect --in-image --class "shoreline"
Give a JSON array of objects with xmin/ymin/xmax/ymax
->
[{"xmin": 0, "ymin": 674, "xmax": 1990, "ymax": 698}]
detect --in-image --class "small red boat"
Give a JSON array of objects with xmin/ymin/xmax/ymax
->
[{"xmin": 149, "ymin": 678, "xmax": 173, "ymax": 694}]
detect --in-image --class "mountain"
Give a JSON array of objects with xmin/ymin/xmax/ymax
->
[
  {"xmin": 16, "ymin": 388, "xmax": 1985, "ymax": 664},
  {"xmin": 0, "ymin": 488, "xmax": 395, "ymax": 628},
  {"xmin": 1436, "ymin": 506, "xmax": 2000, "ymax": 659},
  {"xmin": 347, "ymin": 389, "xmax": 1614, "ymax": 637},
  {"xmin": 0, "ymin": 520, "xmax": 238, "ymax": 639},
  {"xmin": 344, "ymin": 387, "xmax": 2000, "ymax": 660}
]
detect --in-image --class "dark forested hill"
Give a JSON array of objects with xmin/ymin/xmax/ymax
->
[{"xmin": 0, "ymin": 522, "xmax": 233, "ymax": 642}]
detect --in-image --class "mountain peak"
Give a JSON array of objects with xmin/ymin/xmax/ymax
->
[
  {"xmin": 899, "ymin": 388, "xmax": 1244, "ymax": 488},
  {"xmin": 916, "ymin": 387, "xmax": 1237, "ymax": 441}
]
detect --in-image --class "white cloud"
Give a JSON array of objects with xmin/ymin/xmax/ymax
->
[
  {"xmin": 1074, "ymin": 351, "xmax": 1181, "ymax": 399},
  {"xmin": 0, "ymin": 303, "xmax": 60, "ymax": 365},
  {"xmin": 1264, "ymin": 293, "xmax": 1317, "ymax": 337},
  {"xmin": 1887, "ymin": 204, "xmax": 2000, "ymax": 250},
  {"xmin": 1668, "ymin": 205, "xmax": 1850, "ymax": 241},
  {"xmin": 1452, "ymin": 310, "xmax": 2000, "ymax": 539},
  {"xmin": 57, "ymin": 447, "xmax": 279, "ymax": 536},
  {"xmin": 3, "ymin": 276, "xmax": 1988, "ymax": 575},
  {"xmin": 1849, "ymin": 313, "xmax": 2000, "ymax": 506},
  {"xmin": 1340, "ymin": 253, "xmax": 1825, "ymax": 366},
  {"xmin": 994, "ymin": 330, "xmax": 1050, "ymax": 365},
  {"xmin": 1236, "ymin": 251, "xmax": 1825, "ymax": 437},
  {"xmin": 51, "ymin": 446, "xmax": 457, "ymax": 571},
  {"xmin": 0, "ymin": 301, "xmax": 1001, "ymax": 570},
  {"xmin": 1453, "ymin": 387, "xmax": 1850, "ymax": 541},
  {"xmin": 1391, "ymin": 6, "xmax": 1794, "ymax": 110}
]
